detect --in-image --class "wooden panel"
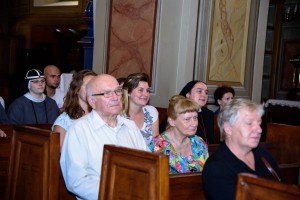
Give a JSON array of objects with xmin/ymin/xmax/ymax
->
[
  {"xmin": 236, "ymin": 173, "xmax": 300, "ymax": 200},
  {"xmin": 9, "ymin": 125, "xmax": 60, "ymax": 200},
  {"xmin": 169, "ymin": 172, "xmax": 204, "ymax": 200},
  {"xmin": 99, "ymin": 145, "xmax": 169, "ymax": 200},
  {"xmin": 266, "ymin": 123, "xmax": 300, "ymax": 164},
  {"xmin": 0, "ymin": 126, "xmax": 15, "ymax": 200}
]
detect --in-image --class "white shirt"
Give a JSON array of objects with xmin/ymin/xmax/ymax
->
[
  {"xmin": 52, "ymin": 89, "xmax": 65, "ymax": 108},
  {"xmin": 60, "ymin": 110, "xmax": 149, "ymax": 200}
]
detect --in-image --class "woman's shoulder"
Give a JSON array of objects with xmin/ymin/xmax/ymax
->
[
  {"xmin": 143, "ymin": 105, "xmax": 157, "ymax": 112},
  {"xmin": 8, "ymin": 96, "xmax": 28, "ymax": 108},
  {"xmin": 190, "ymin": 135, "xmax": 207, "ymax": 145},
  {"xmin": 53, "ymin": 112, "xmax": 72, "ymax": 125},
  {"xmin": 143, "ymin": 105, "xmax": 158, "ymax": 119}
]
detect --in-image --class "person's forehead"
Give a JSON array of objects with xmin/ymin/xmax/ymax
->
[
  {"xmin": 97, "ymin": 76, "xmax": 119, "ymax": 90},
  {"xmin": 48, "ymin": 69, "xmax": 60, "ymax": 75},
  {"xmin": 31, "ymin": 77, "xmax": 45, "ymax": 81},
  {"xmin": 136, "ymin": 81, "xmax": 149, "ymax": 88},
  {"xmin": 192, "ymin": 82, "xmax": 207, "ymax": 90},
  {"xmin": 223, "ymin": 92, "xmax": 233, "ymax": 97},
  {"xmin": 238, "ymin": 108, "xmax": 259, "ymax": 119}
]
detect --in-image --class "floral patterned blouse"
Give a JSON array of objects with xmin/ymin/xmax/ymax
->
[
  {"xmin": 123, "ymin": 105, "xmax": 158, "ymax": 151},
  {"xmin": 152, "ymin": 132, "xmax": 209, "ymax": 174}
]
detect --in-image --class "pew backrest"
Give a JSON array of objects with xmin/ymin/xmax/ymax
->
[
  {"xmin": 99, "ymin": 145, "xmax": 169, "ymax": 200},
  {"xmin": 0, "ymin": 125, "xmax": 14, "ymax": 200},
  {"xmin": 236, "ymin": 173, "xmax": 300, "ymax": 200},
  {"xmin": 169, "ymin": 172, "xmax": 204, "ymax": 200},
  {"xmin": 8, "ymin": 125, "xmax": 60, "ymax": 200},
  {"xmin": 266, "ymin": 123, "xmax": 300, "ymax": 164}
]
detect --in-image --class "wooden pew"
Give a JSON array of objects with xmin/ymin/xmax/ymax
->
[
  {"xmin": 99, "ymin": 145, "xmax": 169, "ymax": 200},
  {"xmin": 9, "ymin": 125, "xmax": 60, "ymax": 200},
  {"xmin": 169, "ymin": 172, "xmax": 204, "ymax": 200},
  {"xmin": 0, "ymin": 125, "xmax": 14, "ymax": 200},
  {"xmin": 266, "ymin": 123, "xmax": 300, "ymax": 164},
  {"xmin": 0, "ymin": 125, "xmax": 63, "ymax": 200},
  {"xmin": 236, "ymin": 173, "xmax": 300, "ymax": 200}
]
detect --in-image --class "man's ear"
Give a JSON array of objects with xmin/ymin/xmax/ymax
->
[
  {"xmin": 186, "ymin": 92, "xmax": 190, "ymax": 98},
  {"xmin": 87, "ymin": 96, "xmax": 96, "ymax": 109}
]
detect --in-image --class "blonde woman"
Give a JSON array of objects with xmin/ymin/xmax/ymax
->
[{"xmin": 153, "ymin": 95, "xmax": 208, "ymax": 174}]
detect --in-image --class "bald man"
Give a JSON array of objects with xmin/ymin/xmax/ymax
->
[
  {"xmin": 44, "ymin": 65, "xmax": 65, "ymax": 109},
  {"xmin": 60, "ymin": 74, "xmax": 149, "ymax": 200}
]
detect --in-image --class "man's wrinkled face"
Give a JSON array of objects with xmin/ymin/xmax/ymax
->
[{"xmin": 89, "ymin": 76, "xmax": 122, "ymax": 117}]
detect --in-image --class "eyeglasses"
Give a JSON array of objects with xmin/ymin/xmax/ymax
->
[
  {"xmin": 31, "ymin": 79, "xmax": 45, "ymax": 84},
  {"xmin": 91, "ymin": 88, "xmax": 123, "ymax": 98}
]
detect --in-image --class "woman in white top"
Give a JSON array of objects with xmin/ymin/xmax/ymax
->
[
  {"xmin": 52, "ymin": 69, "xmax": 97, "ymax": 150},
  {"xmin": 122, "ymin": 73, "xmax": 159, "ymax": 151}
]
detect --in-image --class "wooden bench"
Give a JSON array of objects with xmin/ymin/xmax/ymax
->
[
  {"xmin": 0, "ymin": 125, "xmax": 14, "ymax": 200},
  {"xmin": 169, "ymin": 172, "xmax": 204, "ymax": 200},
  {"xmin": 266, "ymin": 123, "xmax": 300, "ymax": 164},
  {"xmin": 236, "ymin": 173, "xmax": 300, "ymax": 200},
  {"xmin": 99, "ymin": 145, "xmax": 169, "ymax": 200},
  {"xmin": 0, "ymin": 125, "xmax": 64, "ymax": 200}
]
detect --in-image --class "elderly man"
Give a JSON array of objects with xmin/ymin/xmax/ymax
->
[
  {"xmin": 60, "ymin": 74, "xmax": 149, "ymax": 200},
  {"xmin": 44, "ymin": 65, "xmax": 65, "ymax": 109},
  {"xmin": 8, "ymin": 69, "xmax": 60, "ymax": 124},
  {"xmin": 202, "ymin": 98, "xmax": 282, "ymax": 200}
]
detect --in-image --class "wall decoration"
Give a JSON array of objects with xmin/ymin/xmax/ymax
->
[
  {"xmin": 106, "ymin": 0, "xmax": 157, "ymax": 80},
  {"xmin": 206, "ymin": 0, "xmax": 252, "ymax": 85}
]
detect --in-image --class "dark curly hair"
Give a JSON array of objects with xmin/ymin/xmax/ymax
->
[{"xmin": 213, "ymin": 85, "xmax": 235, "ymax": 106}]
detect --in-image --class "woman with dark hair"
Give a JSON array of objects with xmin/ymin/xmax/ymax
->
[
  {"xmin": 52, "ymin": 69, "xmax": 97, "ymax": 150},
  {"xmin": 160, "ymin": 80, "xmax": 215, "ymax": 144},
  {"xmin": 213, "ymin": 85, "xmax": 235, "ymax": 115},
  {"xmin": 121, "ymin": 72, "xmax": 159, "ymax": 151}
]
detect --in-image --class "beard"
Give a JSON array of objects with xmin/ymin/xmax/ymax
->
[{"xmin": 49, "ymin": 85, "xmax": 59, "ymax": 89}]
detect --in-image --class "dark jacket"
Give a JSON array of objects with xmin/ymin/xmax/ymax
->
[
  {"xmin": 202, "ymin": 142, "xmax": 282, "ymax": 200},
  {"xmin": 8, "ymin": 95, "xmax": 60, "ymax": 124},
  {"xmin": 0, "ymin": 104, "xmax": 10, "ymax": 124}
]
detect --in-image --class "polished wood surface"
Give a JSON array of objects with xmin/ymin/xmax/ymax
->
[
  {"xmin": 99, "ymin": 145, "xmax": 169, "ymax": 200},
  {"xmin": 266, "ymin": 123, "xmax": 300, "ymax": 164},
  {"xmin": 236, "ymin": 173, "xmax": 300, "ymax": 200},
  {"xmin": 0, "ymin": 125, "xmax": 61, "ymax": 200},
  {"xmin": 169, "ymin": 172, "xmax": 204, "ymax": 200},
  {"xmin": 0, "ymin": 126, "xmax": 15, "ymax": 200},
  {"xmin": 9, "ymin": 125, "xmax": 60, "ymax": 200}
]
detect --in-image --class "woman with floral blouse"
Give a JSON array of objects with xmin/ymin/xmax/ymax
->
[{"xmin": 152, "ymin": 95, "xmax": 209, "ymax": 174}]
